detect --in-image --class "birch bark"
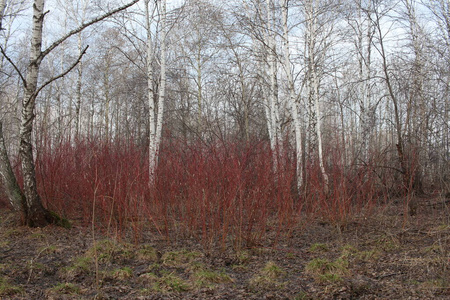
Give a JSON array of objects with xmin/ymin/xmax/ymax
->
[
  {"xmin": 356, "ymin": 0, "xmax": 375, "ymax": 161},
  {"xmin": 148, "ymin": 0, "xmax": 166, "ymax": 184},
  {"xmin": 242, "ymin": 0, "xmax": 281, "ymax": 169},
  {"xmin": 146, "ymin": 0, "xmax": 157, "ymax": 182},
  {"xmin": 1, "ymin": 0, "xmax": 139, "ymax": 226},
  {"xmin": 19, "ymin": 0, "xmax": 54, "ymax": 226},
  {"xmin": 305, "ymin": 0, "xmax": 329, "ymax": 192},
  {"xmin": 155, "ymin": 0, "xmax": 166, "ymax": 160},
  {"xmin": 265, "ymin": 0, "xmax": 281, "ymax": 171},
  {"xmin": 0, "ymin": 1, "xmax": 25, "ymax": 216},
  {"xmin": 281, "ymin": 0, "xmax": 303, "ymax": 191}
]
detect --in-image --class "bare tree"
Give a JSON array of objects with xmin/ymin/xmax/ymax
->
[
  {"xmin": 147, "ymin": 0, "xmax": 167, "ymax": 183},
  {"xmin": 304, "ymin": 0, "xmax": 330, "ymax": 192},
  {"xmin": 371, "ymin": 0, "xmax": 417, "ymax": 199},
  {"xmin": 281, "ymin": 0, "xmax": 303, "ymax": 191},
  {"xmin": 0, "ymin": 0, "xmax": 139, "ymax": 226}
]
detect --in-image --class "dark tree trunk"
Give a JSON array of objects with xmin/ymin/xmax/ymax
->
[{"xmin": 0, "ymin": 122, "xmax": 27, "ymax": 223}]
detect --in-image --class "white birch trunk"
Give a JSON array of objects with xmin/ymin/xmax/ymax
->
[
  {"xmin": 357, "ymin": 0, "xmax": 374, "ymax": 161},
  {"xmin": 147, "ymin": 0, "xmax": 157, "ymax": 183},
  {"xmin": 281, "ymin": 0, "xmax": 303, "ymax": 191},
  {"xmin": 19, "ymin": 0, "xmax": 53, "ymax": 226},
  {"xmin": 75, "ymin": 32, "xmax": 83, "ymax": 140},
  {"xmin": 266, "ymin": 0, "xmax": 281, "ymax": 171},
  {"xmin": 0, "ymin": 0, "xmax": 138, "ymax": 226},
  {"xmin": 306, "ymin": 0, "xmax": 329, "ymax": 192},
  {"xmin": 243, "ymin": 0, "xmax": 280, "ymax": 168},
  {"xmin": 148, "ymin": 0, "xmax": 166, "ymax": 184},
  {"xmin": 155, "ymin": 0, "xmax": 166, "ymax": 155}
]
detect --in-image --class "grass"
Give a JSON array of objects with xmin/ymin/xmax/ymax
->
[
  {"xmin": 305, "ymin": 257, "xmax": 348, "ymax": 283},
  {"xmin": 340, "ymin": 244, "xmax": 381, "ymax": 262},
  {"xmin": 37, "ymin": 245, "xmax": 58, "ymax": 254},
  {"xmin": 60, "ymin": 256, "xmax": 92, "ymax": 280},
  {"xmin": 249, "ymin": 261, "xmax": 286, "ymax": 290},
  {"xmin": 309, "ymin": 243, "xmax": 329, "ymax": 252},
  {"xmin": 87, "ymin": 239, "xmax": 134, "ymax": 263},
  {"xmin": 49, "ymin": 282, "xmax": 80, "ymax": 295},
  {"xmin": 111, "ymin": 266, "xmax": 133, "ymax": 280},
  {"xmin": 0, "ymin": 201, "xmax": 448, "ymax": 299},
  {"xmin": 161, "ymin": 250, "xmax": 203, "ymax": 267},
  {"xmin": 192, "ymin": 268, "xmax": 233, "ymax": 288},
  {"xmin": 141, "ymin": 271, "xmax": 191, "ymax": 293},
  {"xmin": 356, "ymin": 249, "xmax": 382, "ymax": 261},
  {"xmin": 374, "ymin": 234, "xmax": 401, "ymax": 251},
  {"xmin": 294, "ymin": 291, "xmax": 312, "ymax": 299},
  {"xmin": 137, "ymin": 245, "xmax": 159, "ymax": 261},
  {"xmin": 0, "ymin": 277, "xmax": 23, "ymax": 296}
]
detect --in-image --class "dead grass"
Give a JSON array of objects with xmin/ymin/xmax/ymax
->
[{"xmin": 0, "ymin": 198, "xmax": 448, "ymax": 299}]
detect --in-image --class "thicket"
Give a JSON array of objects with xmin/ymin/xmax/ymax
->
[{"xmin": 0, "ymin": 136, "xmax": 413, "ymax": 248}]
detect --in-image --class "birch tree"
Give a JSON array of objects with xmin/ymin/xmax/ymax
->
[
  {"xmin": 403, "ymin": 0, "xmax": 426, "ymax": 192},
  {"xmin": 370, "ymin": 0, "xmax": 417, "ymax": 200},
  {"xmin": 66, "ymin": 0, "xmax": 92, "ymax": 140},
  {"xmin": 147, "ymin": 0, "xmax": 167, "ymax": 183},
  {"xmin": 0, "ymin": 0, "xmax": 139, "ymax": 227},
  {"xmin": 265, "ymin": 0, "xmax": 282, "ymax": 165},
  {"xmin": 349, "ymin": 0, "xmax": 377, "ymax": 161},
  {"xmin": 304, "ymin": 0, "xmax": 329, "ymax": 192},
  {"xmin": 422, "ymin": 0, "xmax": 450, "ymax": 187},
  {"xmin": 281, "ymin": 0, "xmax": 303, "ymax": 191},
  {"xmin": 236, "ymin": 0, "xmax": 282, "ymax": 170}
]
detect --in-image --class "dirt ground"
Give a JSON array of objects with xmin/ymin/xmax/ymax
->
[{"xmin": 0, "ymin": 196, "xmax": 449, "ymax": 300}]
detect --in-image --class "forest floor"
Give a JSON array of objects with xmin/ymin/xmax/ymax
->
[{"xmin": 0, "ymin": 196, "xmax": 449, "ymax": 300}]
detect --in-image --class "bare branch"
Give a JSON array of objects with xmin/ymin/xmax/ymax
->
[
  {"xmin": 40, "ymin": 0, "xmax": 139, "ymax": 61},
  {"xmin": 0, "ymin": 45, "xmax": 27, "ymax": 88},
  {"xmin": 35, "ymin": 45, "xmax": 89, "ymax": 97}
]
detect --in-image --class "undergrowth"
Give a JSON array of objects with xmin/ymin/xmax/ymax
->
[{"xmin": 29, "ymin": 138, "xmax": 386, "ymax": 248}]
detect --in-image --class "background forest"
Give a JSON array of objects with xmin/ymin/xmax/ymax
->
[{"xmin": 0, "ymin": 0, "xmax": 448, "ymax": 240}]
